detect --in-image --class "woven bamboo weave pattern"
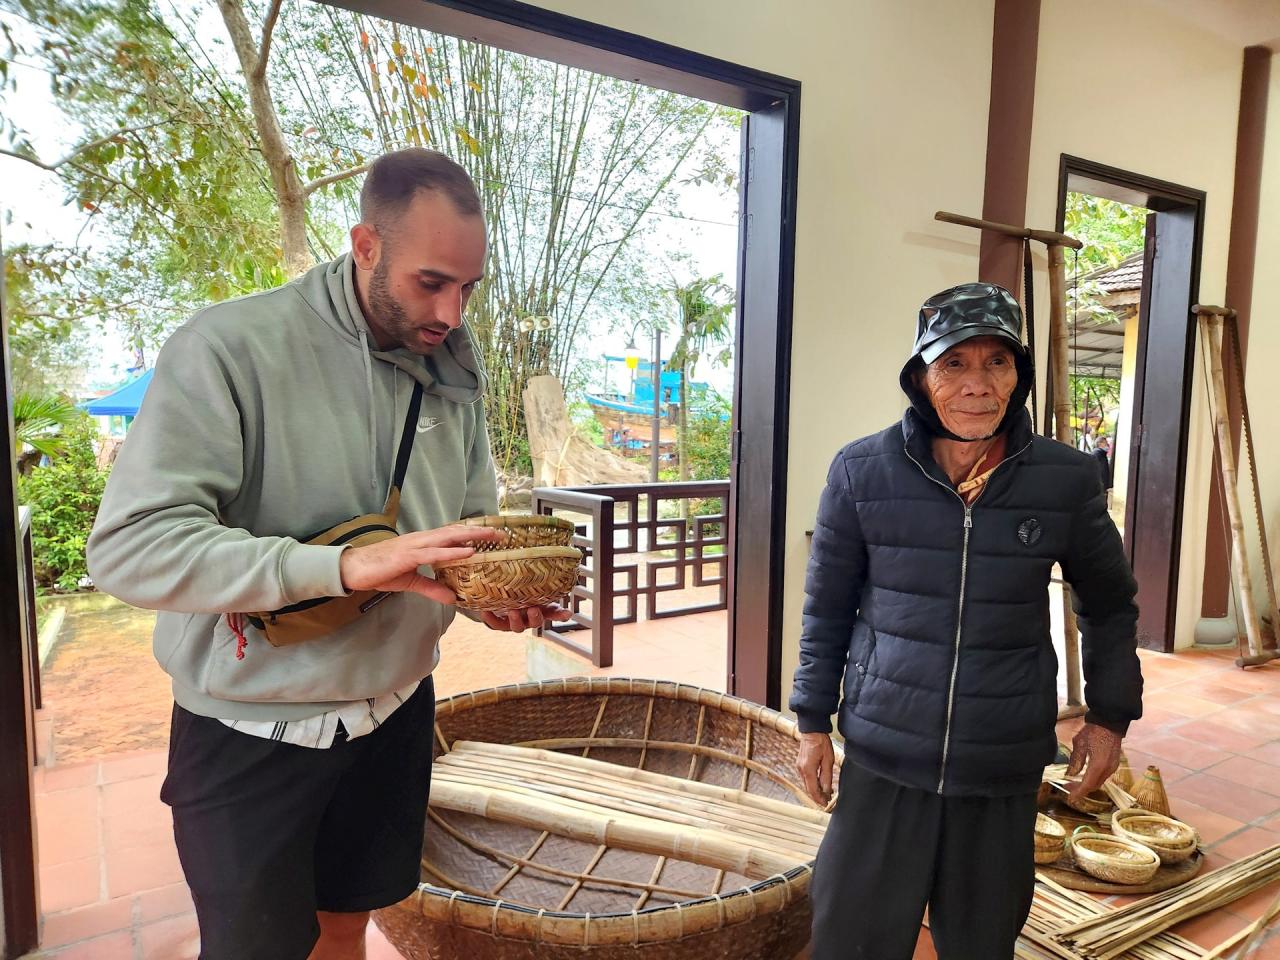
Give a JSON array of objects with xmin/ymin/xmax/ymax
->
[
  {"xmin": 435, "ymin": 546, "xmax": 581, "ymax": 612},
  {"xmin": 373, "ymin": 678, "xmax": 838, "ymax": 959}
]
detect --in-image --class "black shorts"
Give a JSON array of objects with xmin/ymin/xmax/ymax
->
[{"xmin": 160, "ymin": 677, "xmax": 435, "ymax": 960}]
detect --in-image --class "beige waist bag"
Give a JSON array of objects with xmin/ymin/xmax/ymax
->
[{"xmin": 245, "ymin": 381, "xmax": 424, "ymax": 647}]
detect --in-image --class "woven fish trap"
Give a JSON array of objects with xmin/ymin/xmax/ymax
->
[
  {"xmin": 460, "ymin": 515, "xmax": 576, "ymax": 551},
  {"xmin": 373, "ymin": 677, "xmax": 841, "ymax": 959},
  {"xmin": 435, "ymin": 546, "xmax": 581, "ymax": 612}
]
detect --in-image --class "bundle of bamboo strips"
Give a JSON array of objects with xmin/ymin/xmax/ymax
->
[
  {"xmin": 429, "ymin": 740, "xmax": 828, "ymax": 881},
  {"xmin": 1052, "ymin": 844, "xmax": 1280, "ymax": 959},
  {"xmin": 1019, "ymin": 876, "xmax": 1205, "ymax": 959}
]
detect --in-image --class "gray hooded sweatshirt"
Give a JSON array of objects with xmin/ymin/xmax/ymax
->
[{"xmin": 87, "ymin": 254, "xmax": 498, "ymax": 721}]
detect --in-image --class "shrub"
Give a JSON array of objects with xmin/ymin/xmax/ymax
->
[{"xmin": 18, "ymin": 415, "xmax": 110, "ymax": 591}]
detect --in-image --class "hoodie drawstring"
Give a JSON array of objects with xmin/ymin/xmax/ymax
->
[{"xmin": 358, "ymin": 328, "xmax": 378, "ymax": 491}]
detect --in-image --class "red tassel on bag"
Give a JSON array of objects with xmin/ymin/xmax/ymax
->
[{"xmin": 226, "ymin": 613, "xmax": 248, "ymax": 660}]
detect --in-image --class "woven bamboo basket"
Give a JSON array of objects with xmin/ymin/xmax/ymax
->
[
  {"xmin": 1058, "ymin": 784, "xmax": 1113, "ymax": 816},
  {"xmin": 459, "ymin": 515, "xmax": 576, "ymax": 551},
  {"xmin": 435, "ymin": 546, "xmax": 582, "ymax": 613},
  {"xmin": 1069, "ymin": 828, "xmax": 1160, "ymax": 885},
  {"xmin": 1034, "ymin": 814, "xmax": 1066, "ymax": 865},
  {"xmin": 374, "ymin": 678, "xmax": 839, "ymax": 960},
  {"xmin": 1111, "ymin": 811, "xmax": 1197, "ymax": 865}
]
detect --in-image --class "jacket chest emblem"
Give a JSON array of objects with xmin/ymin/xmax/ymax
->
[{"xmin": 1017, "ymin": 518, "xmax": 1043, "ymax": 547}]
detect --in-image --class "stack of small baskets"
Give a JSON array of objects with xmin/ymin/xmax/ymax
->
[{"xmin": 435, "ymin": 515, "xmax": 581, "ymax": 612}]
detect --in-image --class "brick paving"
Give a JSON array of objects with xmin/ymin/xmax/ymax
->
[{"xmin": 26, "ymin": 595, "xmax": 1280, "ymax": 958}]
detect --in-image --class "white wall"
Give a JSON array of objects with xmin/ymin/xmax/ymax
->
[
  {"xmin": 1025, "ymin": 0, "xmax": 1245, "ymax": 649},
  {"xmin": 518, "ymin": 0, "xmax": 999, "ymax": 702},
  {"xmin": 1240, "ymin": 53, "xmax": 1280, "ymax": 632},
  {"xmin": 519, "ymin": 0, "xmax": 1259, "ymax": 687}
]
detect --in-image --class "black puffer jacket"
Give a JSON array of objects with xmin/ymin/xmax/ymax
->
[{"xmin": 790, "ymin": 408, "xmax": 1142, "ymax": 797}]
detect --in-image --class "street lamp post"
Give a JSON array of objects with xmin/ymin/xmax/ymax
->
[
  {"xmin": 625, "ymin": 332, "xmax": 663, "ymax": 483},
  {"xmin": 650, "ymin": 330, "xmax": 662, "ymax": 483}
]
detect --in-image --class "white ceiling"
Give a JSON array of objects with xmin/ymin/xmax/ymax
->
[{"xmin": 1145, "ymin": 0, "xmax": 1280, "ymax": 49}]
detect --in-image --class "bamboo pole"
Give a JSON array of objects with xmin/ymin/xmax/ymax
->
[
  {"xmin": 449, "ymin": 741, "xmax": 829, "ymax": 831},
  {"xmin": 428, "ymin": 779, "xmax": 803, "ymax": 880},
  {"xmin": 1049, "ymin": 241, "xmax": 1085, "ymax": 717},
  {"xmin": 935, "ymin": 211, "xmax": 1084, "ymax": 249},
  {"xmin": 434, "ymin": 760, "xmax": 825, "ymax": 852},
  {"xmin": 478, "ymin": 742, "xmax": 819, "ymax": 814},
  {"xmin": 1198, "ymin": 309, "xmax": 1267, "ymax": 659},
  {"xmin": 432, "ymin": 769, "xmax": 818, "ymax": 864},
  {"xmin": 427, "ymin": 811, "xmax": 707, "ymax": 901},
  {"xmin": 438, "ymin": 751, "xmax": 827, "ymax": 847}
]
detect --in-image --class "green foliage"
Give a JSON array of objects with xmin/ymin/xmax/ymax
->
[
  {"xmin": 1065, "ymin": 192, "xmax": 1148, "ymax": 326},
  {"xmin": 1064, "ymin": 193, "xmax": 1148, "ymax": 274},
  {"xmin": 13, "ymin": 392, "xmax": 80, "ymax": 460},
  {"xmin": 2, "ymin": 0, "xmax": 288, "ymax": 356},
  {"xmin": 3, "ymin": 0, "xmax": 740, "ymax": 481},
  {"xmin": 683, "ymin": 396, "xmax": 732, "ymax": 482},
  {"xmin": 3, "ymin": 243, "xmax": 95, "ymax": 395},
  {"xmin": 567, "ymin": 397, "xmax": 606, "ymax": 447},
  {"xmin": 17, "ymin": 415, "xmax": 110, "ymax": 591}
]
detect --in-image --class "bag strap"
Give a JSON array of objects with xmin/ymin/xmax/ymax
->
[{"xmin": 392, "ymin": 381, "xmax": 426, "ymax": 492}]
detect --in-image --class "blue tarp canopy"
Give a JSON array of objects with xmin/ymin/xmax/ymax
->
[{"xmin": 81, "ymin": 369, "xmax": 152, "ymax": 417}]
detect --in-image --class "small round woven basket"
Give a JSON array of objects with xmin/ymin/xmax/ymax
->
[
  {"xmin": 1034, "ymin": 814, "xmax": 1066, "ymax": 864},
  {"xmin": 1111, "ymin": 811, "xmax": 1197, "ymax": 864},
  {"xmin": 1069, "ymin": 829, "xmax": 1160, "ymax": 885},
  {"xmin": 460, "ymin": 515, "xmax": 576, "ymax": 551},
  {"xmin": 435, "ymin": 546, "xmax": 582, "ymax": 612},
  {"xmin": 374, "ymin": 678, "xmax": 837, "ymax": 960},
  {"xmin": 1061, "ymin": 786, "xmax": 1112, "ymax": 816}
]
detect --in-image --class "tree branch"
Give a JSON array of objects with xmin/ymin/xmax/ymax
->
[
  {"xmin": 255, "ymin": 0, "xmax": 284, "ymax": 81},
  {"xmin": 302, "ymin": 162, "xmax": 370, "ymax": 196},
  {"xmin": 0, "ymin": 121, "xmax": 170, "ymax": 171}
]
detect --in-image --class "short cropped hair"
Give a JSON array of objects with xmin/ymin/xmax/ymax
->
[{"xmin": 360, "ymin": 148, "xmax": 482, "ymax": 230}]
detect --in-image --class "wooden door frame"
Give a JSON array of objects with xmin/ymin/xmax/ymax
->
[
  {"xmin": 1056, "ymin": 155, "xmax": 1206, "ymax": 652},
  {"xmin": 313, "ymin": 0, "xmax": 801, "ymax": 705},
  {"xmin": 1, "ymin": 222, "xmax": 40, "ymax": 959}
]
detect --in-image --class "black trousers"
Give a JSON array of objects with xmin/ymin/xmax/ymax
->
[
  {"xmin": 161, "ymin": 677, "xmax": 435, "ymax": 960},
  {"xmin": 810, "ymin": 761, "xmax": 1038, "ymax": 960}
]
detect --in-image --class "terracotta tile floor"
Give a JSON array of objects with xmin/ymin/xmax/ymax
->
[{"xmin": 25, "ymin": 598, "xmax": 1280, "ymax": 958}]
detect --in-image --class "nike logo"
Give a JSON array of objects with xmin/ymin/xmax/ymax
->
[{"xmin": 416, "ymin": 417, "xmax": 442, "ymax": 434}]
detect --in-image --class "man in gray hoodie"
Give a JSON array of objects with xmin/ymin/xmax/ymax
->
[{"xmin": 87, "ymin": 149, "xmax": 566, "ymax": 960}]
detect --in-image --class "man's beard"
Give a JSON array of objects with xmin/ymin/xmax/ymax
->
[{"xmin": 368, "ymin": 260, "xmax": 436, "ymax": 354}]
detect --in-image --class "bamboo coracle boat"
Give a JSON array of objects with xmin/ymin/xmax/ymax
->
[{"xmin": 373, "ymin": 678, "xmax": 839, "ymax": 959}]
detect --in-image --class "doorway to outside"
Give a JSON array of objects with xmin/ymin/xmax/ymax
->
[
  {"xmin": 1056, "ymin": 156, "xmax": 1204, "ymax": 653},
  {"xmin": 302, "ymin": 0, "xmax": 801, "ymax": 706}
]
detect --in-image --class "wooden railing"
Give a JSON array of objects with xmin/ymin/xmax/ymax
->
[{"xmin": 531, "ymin": 480, "xmax": 730, "ymax": 668}]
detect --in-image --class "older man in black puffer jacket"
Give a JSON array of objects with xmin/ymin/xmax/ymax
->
[{"xmin": 792, "ymin": 282, "xmax": 1142, "ymax": 960}]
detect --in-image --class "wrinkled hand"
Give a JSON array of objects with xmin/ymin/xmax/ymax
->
[
  {"xmin": 1066, "ymin": 723, "xmax": 1123, "ymax": 801},
  {"xmin": 480, "ymin": 605, "xmax": 575, "ymax": 633},
  {"xmin": 796, "ymin": 732, "xmax": 836, "ymax": 807},
  {"xmin": 338, "ymin": 525, "xmax": 505, "ymax": 604}
]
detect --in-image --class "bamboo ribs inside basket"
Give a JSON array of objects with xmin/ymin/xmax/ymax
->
[{"xmin": 429, "ymin": 740, "xmax": 829, "ymax": 881}]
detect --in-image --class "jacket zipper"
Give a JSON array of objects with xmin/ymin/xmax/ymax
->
[{"xmin": 903, "ymin": 439, "xmax": 1031, "ymax": 794}]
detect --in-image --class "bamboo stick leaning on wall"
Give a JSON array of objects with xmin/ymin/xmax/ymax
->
[{"xmin": 1195, "ymin": 305, "xmax": 1267, "ymax": 662}]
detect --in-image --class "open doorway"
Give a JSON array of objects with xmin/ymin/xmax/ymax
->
[{"xmin": 1057, "ymin": 156, "xmax": 1204, "ymax": 652}]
